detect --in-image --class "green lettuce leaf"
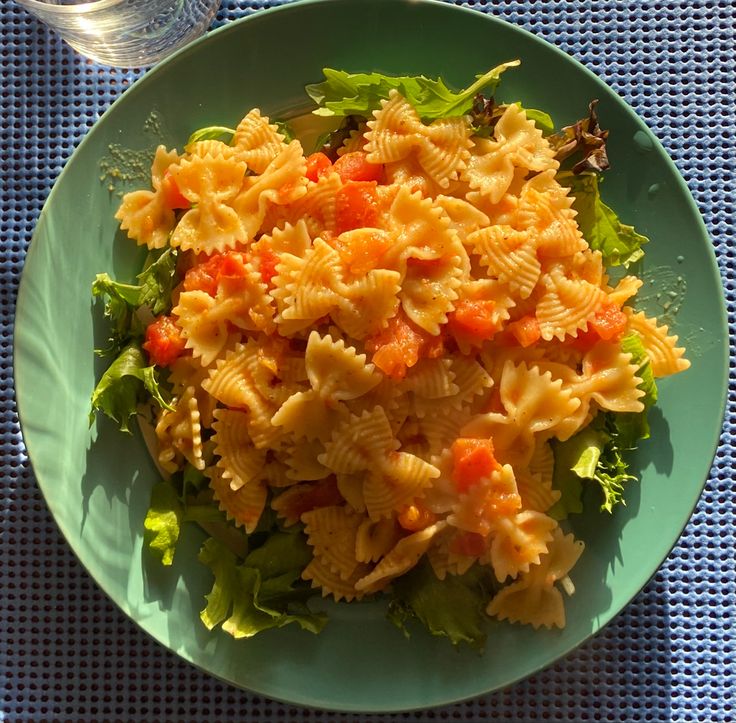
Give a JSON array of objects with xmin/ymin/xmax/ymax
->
[
  {"xmin": 136, "ymin": 247, "xmax": 179, "ymax": 315},
  {"xmin": 198, "ymin": 532, "xmax": 327, "ymax": 638},
  {"xmin": 387, "ymin": 558, "xmax": 493, "ymax": 649},
  {"xmin": 143, "ymin": 481, "xmax": 183, "ymax": 566},
  {"xmin": 551, "ymin": 405, "xmax": 651, "ymax": 517},
  {"xmin": 559, "ymin": 171, "xmax": 649, "ymax": 268},
  {"xmin": 89, "ymin": 343, "xmax": 171, "ymax": 432},
  {"xmin": 616, "ymin": 332, "xmax": 659, "ymax": 447},
  {"xmin": 92, "ymin": 248, "xmax": 179, "ymax": 355},
  {"xmin": 306, "ymin": 61, "xmax": 520, "ymax": 120},
  {"xmin": 186, "ymin": 125, "xmax": 237, "ymax": 147},
  {"xmin": 274, "ymin": 120, "xmax": 296, "ymax": 143}
]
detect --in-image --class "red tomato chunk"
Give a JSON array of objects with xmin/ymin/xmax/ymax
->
[{"xmin": 143, "ymin": 315, "xmax": 186, "ymax": 367}]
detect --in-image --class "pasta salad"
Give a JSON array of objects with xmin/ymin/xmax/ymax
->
[{"xmin": 90, "ymin": 62, "xmax": 689, "ymax": 647}]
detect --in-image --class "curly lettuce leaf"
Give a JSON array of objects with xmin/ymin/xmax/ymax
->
[
  {"xmin": 559, "ymin": 171, "xmax": 649, "ymax": 268},
  {"xmin": 306, "ymin": 61, "xmax": 520, "ymax": 120},
  {"xmin": 89, "ymin": 343, "xmax": 171, "ymax": 432},
  {"xmin": 136, "ymin": 247, "xmax": 179, "ymax": 315},
  {"xmin": 387, "ymin": 558, "xmax": 493, "ymax": 649},
  {"xmin": 92, "ymin": 248, "xmax": 178, "ymax": 355},
  {"xmin": 549, "ymin": 100, "xmax": 609, "ymax": 173},
  {"xmin": 198, "ymin": 532, "xmax": 327, "ymax": 638}
]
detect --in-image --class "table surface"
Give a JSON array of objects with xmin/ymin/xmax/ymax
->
[{"xmin": 3, "ymin": 1, "xmax": 734, "ymax": 721}]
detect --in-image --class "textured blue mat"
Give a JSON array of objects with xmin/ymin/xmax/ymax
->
[{"xmin": 2, "ymin": 1, "xmax": 734, "ymax": 720}]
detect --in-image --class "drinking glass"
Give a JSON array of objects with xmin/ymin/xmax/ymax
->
[{"xmin": 15, "ymin": 0, "xmax": 222, "ymax": 68}]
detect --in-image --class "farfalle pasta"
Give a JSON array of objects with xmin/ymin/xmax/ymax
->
[{"xmin": 93, "ymin": 63, "xmax": 690, "ymax": 647}]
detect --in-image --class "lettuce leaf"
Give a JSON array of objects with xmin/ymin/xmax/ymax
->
[
  {"xmin": 305, "ymin": 61, "xmax": 520, "ymax": 120},
  {"xmin": 186, "ymin": 125, "xmax": 236, "ymax": 147},
  {"xmin": 89, "ymin": 343, "xmax": 171, "ymax": 432},
  {"xmin": 616, "ymin": 332, "xmax": 659, "ymax": 447},
  {"xmin": 198, "ymin": 532, "xmax": 327, "ymax": 638},
  {"xmin": 559, "ymin": 171, "xmax": 649, "ymax": 268},
  {"xmin": 143, "ymin": 481, "xmax": 183, "ymax": 566},
  {"xmin": 387, "ymin": 558, "xmax": 493, "ymax": 649},
  {"xmin": 92, "ymin": 248, "xmax": 179, "ymax": 355},
  {"xmin": 549, "ymin": 100, "xmax": 609, "ymax": 173}
]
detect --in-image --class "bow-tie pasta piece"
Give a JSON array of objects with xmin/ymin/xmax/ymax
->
[
  {"xmin": 302, "ymin": 505, "xmax": 364, "ymax": 581},
  {"xmin": 363, "ymin": 452, "xmax": 439, "ymax": 521},
  {"xmin": 304, "ymin": 332, "xmax": 382, "ymax": 401},
  {"xmin": 365, "ymin": 90, "xmax": 472, "ymax": 188},
  {"xmin": 168, "ymin": 152, "xmax": 248, "ymax": 254},
  {"xmin": 271, "ymin": 477, "xmax": 340, "ymax": 526},
  {"xmin": 332, "ymin": 268, "xmax": 402, "ymax": 339},
  {"xmin": 154, "ymin": 385, "xmax": 204, "ymax": 473},
  {"xmin": 231, "ymin": 108, "xmax": 288, "ymax": 174},
  {"xmin": 212, "ymin": 409, "xmax": 267, "ymax": 491},
  {"xmin": 487, "ymin": 528, "xmax": 584, "ymax": 628},
  {"xmin": 355, "ymin": 521, "xmax": 447, "ymax": 594},
  {"xmin": 232, "ymin": 140, "xmax": 308, "ymax": 242},
  {"xmin": 485, "ymin": 510, "xmax": 557, "ymax": 582},
  {"xmin": 355, "ymin": 518, "xmax": 402, "ymax": 564},
  {"xmin": 434, "ymin": 195, "xmax": 491, "ymax": 243},
  {"xmin": 401, "ymin": 358, "xmax": 458, "ymax": 400},
  {"xmin": 514, "ymin": 470, "xmax": 561, "ymax": 514},
  {"xmin": 514, "ymin": 171, "xmax": 585, "ymax": 258},
  {"xmin": 320, "ymin": 407, "xmax": 398, "ymax": 475},
  {"xmin": 207, "ymin": 466, "xmax": 268, "ymax": 534},
  {"xmin": 301, "ymin": 554, "xmax": 372, "ymax": 603},
  {"xmin": 535, "ymin": 267, "xmax": 609, "ymax": 341},
  {"xmin": 115, "ymin": 145, "xmax": 180, "ymax": 249},
  {"xmin": 468, "ymin": 225, "xmax": 540, "ymax": 300},
  {"xmin": 173, "ymin": 290, "xmax": 232, "ymax": 366},
  {"xmin": 626, "ymin": 310, "xmax": 691, "ymax": 377},
  {"xmin": 463, "ymin": 104, "xmax": 557, "ymax": 204}
]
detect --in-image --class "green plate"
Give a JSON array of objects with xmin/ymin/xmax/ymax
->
[{"xmin": 14, "ymin": 0, "xmax": 728, "ymax": 712}]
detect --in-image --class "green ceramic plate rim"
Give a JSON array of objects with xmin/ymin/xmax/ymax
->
[{"xmin": 13, "ymin": 0, "xmax": 730, "ymax": 711}]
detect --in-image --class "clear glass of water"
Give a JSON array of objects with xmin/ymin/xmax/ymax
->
[{"xmin": 15, "ymin": 0, "xmax": 222, "ymax": 68}]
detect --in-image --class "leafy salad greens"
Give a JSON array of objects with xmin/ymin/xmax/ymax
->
[{"xmin": 90, "ymin": 62, "xmax": 654, "ymax": 649}]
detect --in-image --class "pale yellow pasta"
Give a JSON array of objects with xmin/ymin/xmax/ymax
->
[
  {"xmin": 487, "ymin": 528, "xmax": 584, "ymax": 628},
  {"xmin": 462, "ymin": 104, "xmax": 557, "ymax": 204},
  {"xmin": 231, "ymin": 108, "xmax": 287, "ymax": 173},
  {"xmin": 626, "ymin": 310, "xmax": 691, "ymax": 377},
  {"xmin": 154, "ymin": 386, "xmax": 204, "ymax": 473},
  {"xmin": 365, "ymin": 90, "xmax": 472, "ymax": 188},
  {"xmin": 208, "ymin": 466, "xmax": 268, "ymax": 534},
  {"xmin": 115, "ymin": 145, "xmax": 179, "ymax": 249},
  {"xmin": 115, "ymin": 92, "xmax": 691, "ymax": 635}
]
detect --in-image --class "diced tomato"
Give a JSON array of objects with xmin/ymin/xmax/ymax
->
[
  {"xmin": 257, "ymin": 248, "xmax": 280, "ymax": 287},
  {"xmin": 284, "ymin": 477, "xmax": 343, "ymax": 521},
  {"xmin": 160, "ymin": 170, "xmax": 190, "ymax": 210},
  {"xmin": 397, "ymin": 502, "xmax": 437, "ymax": 532},
  {"xmin": 506, "ymin": 315, "xmax": 541, "ymax": 348},
  {"xmin": 589, "ymin": 302, "xmax": 628, "ymax": 341},
  {"xmin": 451, "ymin": 438, "xmax": 500, "ymax": 493},
  {"xmin": 334, "ymin": 180, "xmax": 379, "ymax": 233},
  {"xmin": 305, "ymin": 152, "xmax": 333, "ymax": 182},
  {"xmin": 450, "ymin": 531, "xmax": 487, "ymax": 557},
  {"xmin": 333, "ymin": 229, "xmax": 390, "ymax": 276},
  {"xmin": 143, "ymin": 315, "xmax": 187, "ymax": 367},
  {"xmin": 366, "ymin": 312, "xmax": 444, "ymax": 380},
  {"xmin": 183, "ymin": 251, "xmax": 248, "ymax": 297},
  {"xmin": 447, "ymin": 299, "xmax": 499, "ymax": 341},
  {"xmin": 333, "ymin": 151, "xmax": 384, "ymax": 183},
  {"xmin": 568, "ymin": 303, "xmax": 628, "ymax": 350}
]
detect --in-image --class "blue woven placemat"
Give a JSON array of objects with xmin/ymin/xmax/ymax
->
[{"xmin": 2, "ymin": 1, "xmax": 734, "ymax": 720}]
